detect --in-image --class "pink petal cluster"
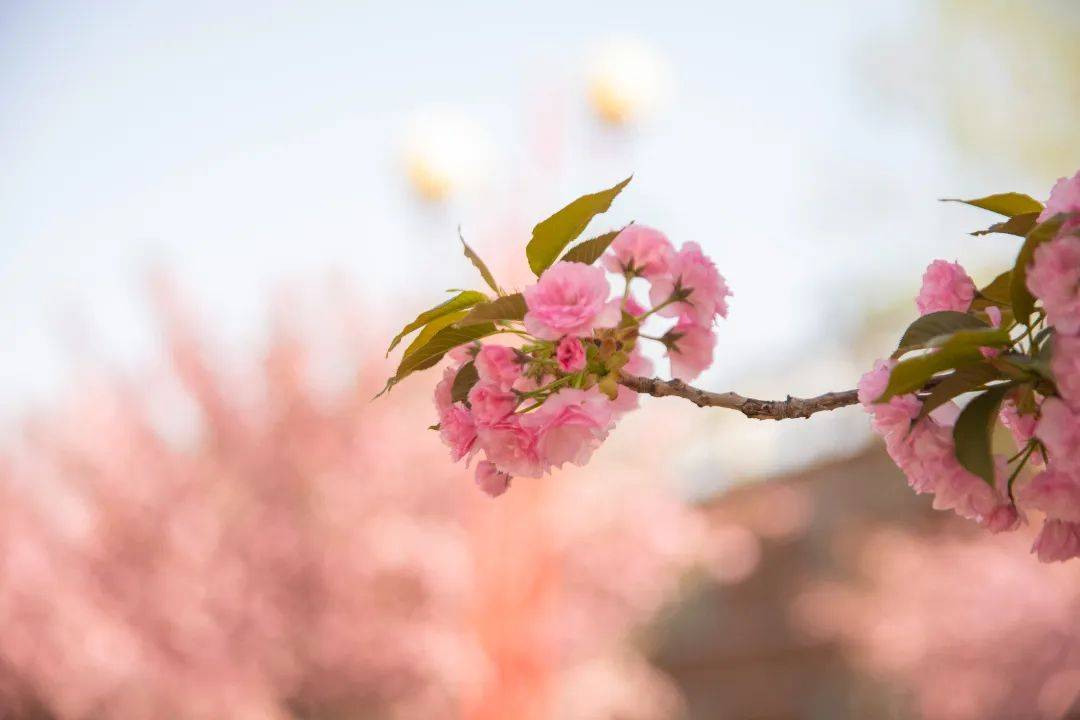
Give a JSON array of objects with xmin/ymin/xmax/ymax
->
[
  {"xmin": 602, "ymin": 225, "xmax": 675, "ymax": 278},
  {"xmin": 858, "ymin": 361, "xmax": 1018, "ymax": 533},
  {"xmin": 433, "ymin": 228, "xmax": 729, "ymax": 496},
  {"xmin": 666, "ymin": 321, "xmax": 717, "ymax": 382},
  {"xmin": 1038, "ymin": 169, "xmax": 1080, "ymax": 232},
  {"xmin": 915, "ymin": 259, "xmax": 975, "ymax": 316},
  {"xmin": 1027, "ymin": 235, "xmax": 1080, "ymax": 336},
  {"xmin": 556, "ymin": 336, "xmax": 586, "ymax": 373},
  {"xmin": 475, "ymin": 344, "xmax": 522, "ymax": 388},
  {"xmin": 523, "ymin": 262, "xmax": 620, "ymax": 340},
  {"xmin": 1052, "ymin": 335, "xmax": 1080, "ymax": 407},
  {"xmin": 648, "ymin": 242, "xmax": 732, "ymax": 324}
]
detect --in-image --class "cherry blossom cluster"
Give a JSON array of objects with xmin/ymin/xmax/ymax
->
[
  {"xmin": 433, "ymin": 226, "xmax": 730, "ymax": 497},
  {"xmin": 862, "ymin": 169, "xmax": 1080, "ymax": 562}
]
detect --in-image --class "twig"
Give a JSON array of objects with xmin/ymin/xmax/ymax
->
[{"xmin": 618, "ymin": 374, "xmax": 860, "ymax": 420}]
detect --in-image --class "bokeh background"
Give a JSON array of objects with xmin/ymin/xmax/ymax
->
[{"xmin": 2, "ymin": 1, "xmax": 1079, "ymax": 718}]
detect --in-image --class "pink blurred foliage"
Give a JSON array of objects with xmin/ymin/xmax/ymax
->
[
  {"xmin": 0, "ymin": 278, "xmax": 705, "ymax": 719},
  {"xmin": 790, "ymin": 522, "xmax": 1080, "ymax": 720}
]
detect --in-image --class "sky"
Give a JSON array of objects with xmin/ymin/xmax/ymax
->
[{"xmin": 0, "ymin": 0, "xmax": 1069, "ymax": 478}]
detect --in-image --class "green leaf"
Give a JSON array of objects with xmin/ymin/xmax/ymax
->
[
  {"xmin": 877, "ymin": 346, "xmax": 985, "ymax": 402},
  {"xmin": 971, "ymin": 270, "xmax": 1013, "ymax": 310},
  {"xmin": 402, "ymin": 310, "xmax": 470, "ymax": 358},
  {"xmin": 377, "ymin": 323, "xmax": 496, "ymax": 397},
  {"xmin": 456, "ymin": 293, "xmax": 528, "ymax": 326},
  {"xmin": 916, "ymin": 363, "xmax": 1003, "ymax": 420},
  {"xmin": 942, "ymin": 192, "xmax": 1044, "ymax": 217},
  {"xmin": 970, "ymin": 212, "xmax": 1040, "ymax": 237},
  {"xmin": 953, "ymin": 385, "xmax": 1011, "ymax": 485},
  {"xmin": 926, "ymin": 327, "xmax": 1011, "ymax": 350},
  {"xmin": 450, "ymin": 361, "xmax": 479, "ymax": 404},
  {"xmin": 1011, "ymin": 213, "xmax": 1068, "ymax": 326},
  {"xmin": 999, "ymin": 352, "xmax": 1054, "ymax": 384},
  {"xmin": 386, "ymin": 290, "xmax": 487, "ymax": 355},
  {"xmin": 526, "ymin": 176, "xmax": 632, "ymax": 276},
  {"xmin": 459, "ymin": 228, "xmax": 501, "ymax": 295},
  {"xmin": 894, "ymin": 311, "xmax": 988, "ymax": 357},
  {"xmin": 560, "ymin": 228, "xmax": 622, "ymax": 266}
]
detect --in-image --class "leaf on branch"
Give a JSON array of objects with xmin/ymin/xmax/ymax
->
[
  {"xmin": 941, "ymin": 192, "xmax": 1044, "ymax": 217},
  {"xmin": 916, "ymin": 363, "xmax": 1003, "ymax": 420},
  {"xmin": 402, "ymin": 310, "xmax": 470, "ymax": 358},
  {"xmin": 459, "ymin": 228, "xmax": 501, "ymax": 295},
  {"xmin": 526, "ymin": 176, "xmax": 632, "ymax": 276},
  {"xmin": 386, "ymin": 290, "xmax": 488, "ymax": 355},
  {"xmin": 894, "ymin": 311, "xmax": 989, "ymax": 357},
  {"xmin": 456, "ymin": 293, "xmax": 528, "ymax": 326},
  {"xmin": 377, "ymin": 323, "xmax": 496, "ymax": 397},
  {"xmin": 970, "ymin": 212, "xmax": 1040, "ymax": 237},
  {"xmin": 971, "ymin": 270, "xmax": 1013, "ymax": 310},
  {"xmin": 953, "ymin": 384, "xmax": 1011, "ymax": 486},
  {"xmin": 998, "ymin": 353, "xmax": 1055, "ymax": 384},
  {"xmin": 1011, "ymin": 213, "xmax": 1069, "ymax": 326},
  {"xmin": 877, "ymin": 345, "xmax": 986, "ymax": 402},
  {"xmin": 560, "ymin": 228, "xmax": 623, "ymax": 266},
  {"xmin": 450, "ymin": 361, "xmax": 479, "ymax": 404},
  {"xmin": 926, "ymin": 327, "xmax": 1012, "ymax": 350}
]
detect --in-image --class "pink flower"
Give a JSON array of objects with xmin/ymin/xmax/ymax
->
[
  {"xmin": 476, "ymin": 416, "xmax": 542, "ymax": 478},
  {"xmin": 601, "ymin": 225, "xmax": 675, "ymax": 278},
  {"xmin": 1053, "ymin": 335, "xmax": 1080, "ymax": 409},
  {"xmin": 915, "ymin": 260, "xmax": 975, "ymax": 315},
  {"xmin": 474, "ymin": 344, "xmax": 522, "ymax": 389},
  {"xmin": 931, "ymin": 455, "xmax": 1018, "ymax": 533},
  {"xmin": 1038, "ymin": 169, "xmax": 1080, "ymax": 232},
  {"xmin": 1019, "ymin": 468, "xmax": 1080, "ymax": 523},
  {"xmin": 556, "ymin": 336, "xmax": 587, "ymax": 373},
  {"xmin": 612, "ymin": 348, "xmax": 654, "ymax": 415},
  {"xmin": 981, "ymin": 306, "xmax": 1003, "ymax": 358},
  {"xmin": 439, "ymin": 403, "xmax": 477, "ymax": 462},
  {"xmin": 648, "ymin": 242, "xmax": 731, "ymax": 324},
  {"xmin": 521, "ymin": 388, "xmax": 613, "ymax": 472},
  {"xmin": 474, "ymin": 460, "xmax": 511, "ymax": 498},
  {"xmin": 665, "ymin": 321, "xmax": 716, "ymax": 382},
  {"xmin": 1035, "ymin": 398, "xmax": 1080, "ymax": 470},
  {"xmin": 858, "ymin": 360, "xmax": 920, "ymax": 441},
  {"xmin": 624, "ymin": 294, "xmax": 647, "ymax": 317},
  {"xmin": 434, "ymin": 364, "xmax": 456, "ymax": 416},
  {"xmin": 1000, "ymin": 399, "xmax": 1038, "ymax": 449},
  {"xmin": 1027, "ymin": 235, "xmax": 1080, "ymax": 335},
  {"xmin": 468, "ymin": 381, "xmax": 518, "ymax": 425},
  {"xmin": 523, "ymin": 262, "xmax": 620, "ymax": 341},
  {"xmin": 1031, "ymin": 519, "xmax": 1080, "ymax": 563}
]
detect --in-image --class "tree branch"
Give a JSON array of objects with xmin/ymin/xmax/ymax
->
[{"xmin": 618, "ymin": 374, "xmax": 860, "ymax": 420}]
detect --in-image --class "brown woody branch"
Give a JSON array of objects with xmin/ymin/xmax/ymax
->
[{"xmin": 618, "ymin": 374, "xmax": 860, "ymax": 420}]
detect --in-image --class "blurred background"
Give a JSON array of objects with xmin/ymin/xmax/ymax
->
[{"xmin": 1, "ymin": 1, "xmax": 1079, "ymax": 718}]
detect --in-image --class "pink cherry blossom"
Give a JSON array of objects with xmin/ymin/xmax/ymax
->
[
  {"xmin": 915, "ymin": 260, "xmax": 975, "ymax": 315},
  {"xmin": 999, "ymin": 399, "xmax": 1038, "ymax": 449},
  {"xmin": 601, "ymin": 225, "xmax": 675, "ymax": 278},
  {"xmin": 665, "ymin": 321, "xmax": 716, "ymax": 382},
  {"xmin": 857, "ymin": 360, "xmax": 920, "ymax": 441},
  {"xmin": 648, "ymin": 242, "xmax": 731, "ymax": 324},
  {"xmin": 439, "ymin": 403, "xmax": 477, "ymax": 462},
  {"xmin": 556, "ymin": 336, "xmax": 587, "ymax": 373},
  {"xmin": 434, "ymin": 364, "xmax": 456, "ymax": 416},
  {"xmin": 1027, "ymin": 235, "xmax": 1080, "ymax": 335},
  {"xmin": 931, "ymin": 456, "xmax": 1018, "ymax": 533},
  {"xmin": 474, "ymin": 460, "xmax": 511, "ymax": 497},
  {"xmin": 476, "ymin": 416, "xmax": 542, "ymax": 478},
  {"xmin": 1035, "ymin": 398, "xmax": 1080, "ymax": 470},
  {"xmin": 623, "ymin": 294, "xmax": 647, "ymax": 317},
  {"xmin": 612, "ymin": 348, "xmax": 654, "ymax": 415},
  {"xmin": 1019, "ymin": 468, "xmax": 1080, "ymax": 523},
  {"xmin": 1031, "ymin": 518, "xmax": 1080, "ymax": 562},
  {"xmin": 1038, "ymin": 169, "xmax": 1080, "ymax": 232},
  {"xmin": 521, "ymin": 388, "xmax": 613, "ymax": 472},
  {"xmin": 474, "ymin": 344, "xmax": 522, "ymax": 389},
  {"xmin": 468, "ymin": 381, "xmax": 518, "ymax": 425},
  {"xmin": 523, "ymin": 262, "xmax": 620, "ymax": 341},
  {"xmin": 1052, "ymin": 335, "xmax": 1080, "ymax": 409}
]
